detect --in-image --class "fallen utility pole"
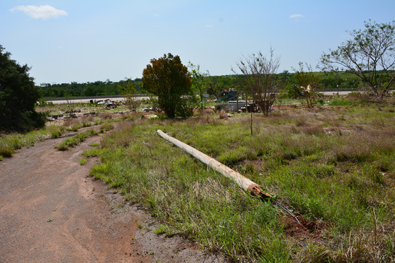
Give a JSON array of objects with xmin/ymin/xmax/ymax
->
[
  {"xmin": 157, "ymin": 130, "xmax": 303, "ymax": 227},
  {"xmin": 157, "ymin": 130, "xmax": 267, "ymax": 197}
]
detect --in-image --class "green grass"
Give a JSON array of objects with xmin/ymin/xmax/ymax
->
[
  {"xmin": 79, "ymin": 100, "xmax": 395, "ymax": 261},
  {"xmin": 99, "ymin": 122, "xmax": 114, "ymax": 133},
  {"xmin": 79, "ymin": 158, "xmax": 87, "ymax": 165},
  {"xmin": 82, "ymin": 147, "xmax": 102, "ymax": 157},
  {"xmin": 55, "ymin": 129, "xmax": 98, "ymax": 151},
  {"xmin": 0, "ymin": 128, "xmax": 58, "ymax": 157},
  {"xmin": 48, "ymin": 125, "xmax": 64, "ymax": 138}
]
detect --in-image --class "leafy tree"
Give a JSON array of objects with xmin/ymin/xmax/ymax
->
[
  {"xmin": 83, "ymin": 85, "xmax": 97, "ymax": 96},
  {"xmin": 142, "ymin": 53, "xmax": 194, "ymax": 118},
  {"xmin": 0, "ymin": 45, "xmax": 45, "ymax": 131},
  {"xmin": 321, "ymin": 20, "xmax": 395, "ymax": 101},
  {"xmin": 188, "ymin": 62, "xmax": 209, "ymax": 110}
]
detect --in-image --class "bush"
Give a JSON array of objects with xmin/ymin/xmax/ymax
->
[
  {"xmin": 142, "ymin": 53, "xmax": 196, "ymax": 118},
  {"xmin": 0, "ymin": 145, "xmax": 13, "ymax": 157},
  {"xmin": 0, "ymin": 45, "xmax": 46, "ymax": 132}
]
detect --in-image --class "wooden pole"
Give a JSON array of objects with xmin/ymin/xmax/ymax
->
[
  {"xmin": 157, "ymin": 130, "xmax": 306, "ymax": 227},
  {"xmin": 157, "ymin": 130, "xmax": 268, "ymax": 197}
]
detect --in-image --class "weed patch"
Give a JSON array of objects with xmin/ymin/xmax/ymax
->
[
  {"xmin": 56, "ymin": 129, "xmax": 98, "ymax": 151},
  {"xmin": 88, "ymin": 105, "xmax": 395, "ymax": 262},
  {"xmin": 100, "ymin": 122, "xmax": 114, "ymax": 133}
]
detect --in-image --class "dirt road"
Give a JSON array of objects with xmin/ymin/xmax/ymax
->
[{"xmin": 0, "ymin": 131, "xmax": 225, "ymax": 263}]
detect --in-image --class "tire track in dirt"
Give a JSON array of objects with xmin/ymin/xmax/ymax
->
[{"xmin": 0, "ymin": 130, "xmax": 225, "ymax": 263}]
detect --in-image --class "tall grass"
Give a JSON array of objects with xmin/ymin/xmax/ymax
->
[
  {"xmin": 0, "ymin": 127, "xmax": 61, "ymax": 157},
  {"xmin": 89, "ymin": 103, "xmax": 395, "ymax": 262},
  {"xmin": 55, "ymin": 129, "xmax": 98, "ymax": 151}
]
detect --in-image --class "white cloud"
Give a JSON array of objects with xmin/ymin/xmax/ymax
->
[
  {"xmin": 205, "ymin": 24, "xmax": 213, "ymax": 28},
  {"xmin": 290, "ymin": 14, "xmax": 304, "ymax": 19},
  {"xmin": 153, "ymin": 13, "xmax": 160, "ymax": 17},
  {"xmin": 10, "ymin": 5, "xmax": 67, "ymax": 20}
]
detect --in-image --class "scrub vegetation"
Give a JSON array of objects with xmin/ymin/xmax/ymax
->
[
  {"xmin": 86, "ymin": 97, "xmax": 395, "ymax": 262},
  {"xmin": 0, "ymin": 113, "xmax": 111, "ymax": 158},
  {"xmin": 55, "ymin": 129, "xmax": 98, "ymax": 151},
  {"xmin": 0, "ymin": 126, "xmax": 62, "ymax": 158}
]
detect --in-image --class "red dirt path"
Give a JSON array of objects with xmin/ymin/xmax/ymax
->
[{"xmin": 0, "ymin": 130, "xmax": 225, "ymax": 263}]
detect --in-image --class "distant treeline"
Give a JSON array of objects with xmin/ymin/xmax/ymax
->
[
  {"xmin": 38, "ymin": 78, "xmax": 143, "ymax": 98},
  {"xmin": 38, "ymin": 71, "xmax": 368, "ymax": 98}
]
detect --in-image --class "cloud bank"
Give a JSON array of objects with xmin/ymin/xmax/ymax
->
[
  {"xmin": 11, "ymin": 5, "xmax": 67, "ymax": 20},
  {"xmin": 290, "ymin": 14, "xmax": 304, "ymax": 19}
]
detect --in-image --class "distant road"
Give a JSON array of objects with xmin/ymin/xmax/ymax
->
[
  {"xmin": 44, "ymin": 95, "xmax": 148, "ymax": 104},
  {"xmin": 43, "ymin": 90, "xmax": 393, "ymax": 104},
  {"xmin": 321, "ymin": 91, "xmax": 352, "ymax": 95}
]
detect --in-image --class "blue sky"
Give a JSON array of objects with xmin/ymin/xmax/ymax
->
[{"xmin": 1, "ymin": 0, "xmax": 394, "ymax": 85}]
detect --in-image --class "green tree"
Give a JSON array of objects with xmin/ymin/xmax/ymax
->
[
  {"xmin": 188, "ymin": 62, "xmax": 209, "ymax": 110},
  {"xmin": 0, "ymin": 45, "xmax": 45, "ymax": 131},
  {"xmin": 142, "ymin": 53, "xmax": 194, "ymax": 118},
  {"xmin": 83, "ymin": 85, "xmax": 97, "ymax": 96},
  {"xmin": 321, "ymin": 20, "xmax": 395, "ymax": 101}
]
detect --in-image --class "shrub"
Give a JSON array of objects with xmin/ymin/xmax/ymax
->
[
  {"xmin": 142, "ymin": 53, "xmax": 196, "ymax": 118},
  {"xmin": 0, "ymin": 145, "xmax": 13, "ymax": 157},
  {"xmin": 48, "ymin": 126, "xmax": 63, "ymax": 138},
  {"xmin": 100, "ymin": 122, "xmax": 114, "ymax": 133},
  {"xmin": 0, "ymin": 45, "xmax": 46, "ymax": 132}
]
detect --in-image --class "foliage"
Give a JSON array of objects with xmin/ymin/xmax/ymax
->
[
  {"xmin": 293, "ymin": 62, "xmax": 322, "ymax": 108},
  {"xmin": 0, "ymin": 128, "xmax": 57, "ymax": 157},
  {"xmin": 232, "ymin": 48, "xmax": 283, "ymax": 116},
  {"xmin": 38, "ymin": 73, "xmax": 366, "ymax": 100},
  {"xmin": 321, "ymin": 20, "xmax": 395, "ymax": 101},
  {"xmin": 188, "ymin": 62, "xmax": 210, "ymax": 110},
  {"xmin": 142, "ymin": 53, "xmax": 195, "ymax": 118},
  {"xmin": 79, "ymin": 158, "xmax": 87, "ymax": 165},
  {"xmin": 119, "ymin": 78, "xmax": 140, "ymax": 111},
  {"xmin": 0, "ymin": 45, "xmax": 46, "ymax": 131},
  {"xmin": 38, "ymin": 78, "xmax": 143, "ymax": 98}
]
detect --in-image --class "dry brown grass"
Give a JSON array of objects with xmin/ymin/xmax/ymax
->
[
  {"xmin": 114, "ymin": 121, "xmax": 134, "ymax": 132},
  {"xmin": 63, "ymin": 118, "xmax": 80, "ymax": 127},
  {"xmin": 218, "ymin": 110, "xmax": 228, "ymax": 120},
  {"xmin": 300, "ymin": 124, "xmax": 324, "ymax": 135},
  {"xmin": 99, "ymin": 113, "xmax": 113, "ymax": 120}
]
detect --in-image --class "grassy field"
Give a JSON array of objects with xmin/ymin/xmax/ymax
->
[
  {"xmin": 0, "ymin": 111, "xmax": 121, "ymax": 158},
  {"xmin": 2, "ymin": 96, "xmax": 395, "ymax": 262},
  {"xmin": 82, "ymin": 96, "xmax": 395, "ymax": 262}
]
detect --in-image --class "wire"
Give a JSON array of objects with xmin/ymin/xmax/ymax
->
[{"xmin": 272, "ymin": 200, "xmax": 304, "ymax": 228}]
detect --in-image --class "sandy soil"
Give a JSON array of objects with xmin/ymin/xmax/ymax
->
[{"xmin": 0, "ymin": 130, "xmax": 226, "ymax": 263}]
